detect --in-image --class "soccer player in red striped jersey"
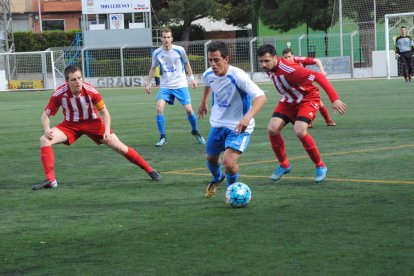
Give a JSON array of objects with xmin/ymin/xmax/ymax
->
[
  {"xmin": 257, "ymin": 44, "xmax": 347, "ymax": 183},
  {"xmin": 33, "ymin": 65, "xmax": 161, "ymax": 190},
  {"xmin": 282, "ymin": 48, "xmax": 336, "ymax": 127}
]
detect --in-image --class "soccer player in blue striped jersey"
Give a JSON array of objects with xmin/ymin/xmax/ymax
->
[
  {"xmin": 145, "ymin": 27, "xmax": 205, "ymax": 147},
  {"xmin": 198, "ymin": 41, "xmax": 267, "ymax": 198}
]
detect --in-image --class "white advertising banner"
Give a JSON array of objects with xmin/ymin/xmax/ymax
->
[{"xmin": 81, "ymin": 0, "xmax": 150, "ymax": 15}]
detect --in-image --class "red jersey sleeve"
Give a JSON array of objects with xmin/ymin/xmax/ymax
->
[
  {"xmin": 312, "ymin": 71, "xmax": 340, "ymax": 102},
  {"xmin": 294, "ymin": 56, "xmax": 315, "ymax": 66},
  {"xmin": 44, "ymin": 94, "xmax": 60, "ymax": 116}
]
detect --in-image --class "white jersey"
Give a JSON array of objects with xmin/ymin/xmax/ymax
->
[
  {"xmin": 151, "ymin": 45, "xmax": 189, "ymax": 89},
  {"xmin": 202, "ymin": 65, "xmax": 265, "ymax": 133}
]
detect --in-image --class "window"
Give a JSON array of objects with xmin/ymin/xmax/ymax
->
[{"xmin": 42, "ymin": 20, "xmax": 65, "ymax": 31}]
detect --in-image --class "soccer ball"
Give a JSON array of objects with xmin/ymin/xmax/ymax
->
[{"xmin": 225, "ymin": 182, "xmax": 252, "ymax": 208}]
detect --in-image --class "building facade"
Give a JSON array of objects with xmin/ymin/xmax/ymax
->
[{"xmin": 10, "ymin": 0, "xmax": 82, "ymax": 32}]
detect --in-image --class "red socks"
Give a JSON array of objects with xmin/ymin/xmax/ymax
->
[
  {"xmin": 269, "ymin": 134, "xmax": 290, "ymax": 168},
  {"xmin": 319, "ymin": 105, "xmax": 332, "ymax": 123},
  {"xmin": 300, "ymin": 134, "xmax": 324, "ymax": 167},
  {"xmin": 41, "ymin": 146, "xmax": 55, "ymax": 181},
  {"xmin": 124, "ymin": 147, "xmax": 153, "ymax": 173}
]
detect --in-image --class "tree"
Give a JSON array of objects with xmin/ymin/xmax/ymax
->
[
  {"xmin": 257, "ymin": 0, "xmax": 334, "ymax": 56},
  {"xmin": 152, "ymin": 0, "xmax": 228, "ymax": 41}
]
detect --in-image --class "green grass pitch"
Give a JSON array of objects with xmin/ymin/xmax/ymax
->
[{"xmin": 0, "ymin": 79, "xmax": 413, "ymax": 275}]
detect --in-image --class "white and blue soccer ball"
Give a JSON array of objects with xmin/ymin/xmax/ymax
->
[{"xmin": 225, "ymin": 182, "xmax": 252, "ymax": 208}]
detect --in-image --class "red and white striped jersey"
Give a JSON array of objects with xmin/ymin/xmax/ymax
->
[
  {"xmin": 267, "ymin": 58, "xmax": 339, "ymax": 104},
  {"xmin": 44, "ymin": 82, "xmax": 105, "ymax": 122},
  {"xmin": 292, "ymin": 56, "xmax": 316, "ymax": 67}
]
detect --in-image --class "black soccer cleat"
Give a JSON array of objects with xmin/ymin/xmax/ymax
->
[
  {"xmin": 32, "ymin": 179, "xmax": 58, "ymax": 190},
  {"xmin": 148, "ymin": 170, "xmax": 162, "ymax": 181}
]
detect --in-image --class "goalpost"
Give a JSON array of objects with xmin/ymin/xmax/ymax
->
[
  {"xmin": 0, "ymin": 50, "xmax": 66, "ymax": 91},
  {"xmin": 385, "ymin": 12, "xmax": 414, "ymax": 79}
]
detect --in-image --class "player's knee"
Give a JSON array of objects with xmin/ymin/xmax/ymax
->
[
  {"xmin": 268, "ymin": 125, "xmax": 280, "ymax": 136},
  {"xmin": 294, "ymin": 128, "xmax": 307, "ymax": 139},
  {"xmin": 39, "ymin": 135, "xmax": 51, "ymax": 146}
]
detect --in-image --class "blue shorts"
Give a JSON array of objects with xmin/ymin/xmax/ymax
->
[
  {"xmin": 157, "ymin": 87, "xmax": 191, "ymax": 105},
  {"xmin": 206, "ymin": 127, "xmax": 251, "ymax": 156}
]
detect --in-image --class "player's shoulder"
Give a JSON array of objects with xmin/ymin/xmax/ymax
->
[
  {"xmin": 52, "ymin": 83, "xmax": 69, "ymax": 97},
  {"xmin": 202, "ymin": 67, "xmax": 215, "ymax": 79},
  {"xmin": 278, "ymin": 58, "xmax": 298, "ymax": 73},
  {"xmin": 83, "ymin": 82, "xmax": 100, "ymax": 94},
  {"xmin": 226, "ymin": 65, "xmax": 249, "ymax": 79},
  {"xmin": 171, "ymin": 44, "xmax": 185, "ymax": 52}
]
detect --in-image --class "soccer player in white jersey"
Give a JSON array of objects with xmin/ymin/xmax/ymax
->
[
  {"xmin": 33, "ymin": 65, "xmax": 161, "ymax": 190},
  {"xmin": 198, "ymin": 41, "xmax": 267, "ymax": 198},
  {"xmin": 145, "ymin": 27, "xmax": 205, "ymax": 147}
]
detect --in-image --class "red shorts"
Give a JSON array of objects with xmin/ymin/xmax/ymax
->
[
  {"xmin": 273, "ymin": 100, "xmax": 320, "ymax": 124},
  {"xmin": 56, "ymin": 119, "xmax": 113, "ymax": 145}
]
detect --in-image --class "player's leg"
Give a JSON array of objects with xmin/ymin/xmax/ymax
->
[
  {"xmin": 177, "ymin": 87, "xmax": 205, "ymax": 144},
  {"xmin": 400, "ymin": 55, "xmax": 409, "ymax": 81},
  {"xmin": 155, "ymin": 99, "xmax": 168, "ymax": 146},
  {"xmin": 34, "ymin": 127, "xmax": 69, "ymax": 190},
  {"xmin": 295, "ymin": 105, "xmax": 327, "ymax": 183},
  {"xmin": 205, "ymin": 128, "xmax": 226, "ymax": 198},
  {"xmin": 222, "ymin": 131, "xmax": 251, "ymax": 187},
  {"xmin": 319, "ymin": 100, "xmax": 336, "ymax": 126},
  {"xmin": 103, "ymin": 133, "xmax": 161, "ymax": 181},
  {"xmin": 407, "ymin": 54, "xmax": 413, "ymax": 82},
  {"xmin": 268, "ymin": 111, "xmax": 291, "ymax": 180}
]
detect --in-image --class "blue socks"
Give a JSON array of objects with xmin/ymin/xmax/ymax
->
[
  {"xmin": 226, "ymin": 172, "xmax": 239, "ymax": 187},
  {"xmin": 207, "ymin": 162, "xmax": 222, "ymax": 182},
  {"xmin": 187, "ymin": 112, "xmax": 198, "ymax": 133},
  {"xmin": 156, "ymin": 114, "xmax": 166, "ymax": 138}
]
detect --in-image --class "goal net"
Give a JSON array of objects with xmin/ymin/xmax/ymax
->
[
  {"xmin": 385, "ymin": 12, "xmax": 414, "ymax": 79},
  {"xmin": 331, "ymin": 0, "xmax": 414, "ymax": 67},
  {"xmin": 0, "ymin": 50, "xmax": 66, "ymax": 91}
]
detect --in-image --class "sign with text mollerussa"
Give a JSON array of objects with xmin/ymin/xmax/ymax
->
[{"xmin": 81, "ymin": 0, "xmax": 150, "ymax": 15}]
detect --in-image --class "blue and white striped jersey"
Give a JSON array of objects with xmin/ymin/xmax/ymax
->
[
  {"xmin": 202, "ymin": 65, "xmax": 265, "ymax": 133},
  {"xmin": 151, "ymin": 45, "xmax": 189, "ymax": 89}
]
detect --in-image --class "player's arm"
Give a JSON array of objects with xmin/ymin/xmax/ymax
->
[
  {"xmin": 236, "ymin": 94, "xmax": 267, "ymax": 133},
  {"xmin": 184, "ymin": 62, "xmax": 197, "ymax": 88},
  {"xmin": 145, "ymin": 67, "xmax": 156, "ymax": 94},
  {"xmin": 198, "ymin": 86, "xmax": 211, "ymax": 119},
  {"xmin": 313, "ymin": 58, "xmax": 327, "ymax": 76},
  {"xmin": 41, "ymin": 111, "xmax": 53, "ymax": 140},
  {"xmin": 98, "ymin": 106, "xmax": 112, "ymax": 143},
  {"xmin": 312, "ymin": 71, "xmax": 347, "ymax": 114}
]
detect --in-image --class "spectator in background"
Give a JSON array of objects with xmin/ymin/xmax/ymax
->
[{"xmin": 394, "ymin": 26, "xmax": 414, "ymax": 82}]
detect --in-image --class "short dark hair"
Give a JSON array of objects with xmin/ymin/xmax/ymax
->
[
  {"xmin": 257, "ymin": 44, "xmax": 277, "ymax": 57},
  {"xmin": 207, "ymin": 41, "xmax": 229, "ymax": 58},
  {"xmin": 282, "ymin": 48, "xmax": 293, "ymax": 55},
  {"xmin": 64, "ymin": 65, "xmax": 82, "ymax": 81}
]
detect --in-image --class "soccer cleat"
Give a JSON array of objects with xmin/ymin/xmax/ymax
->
[
  {"xmin": 32, "ymin": 179, "xmax": 58, "ymax": 190},
  {"xmin": 315, "ymin": 166, "xmax": 328, "ymax": 183},
  {"xmin": 191, "ymin": 131, "xmax": 206, "ymax": 144},
  {"xmin": 270, "ymin": 164, "xmax": 292, "ymax": 181},
  {"xmin": 326, "ymin": 120, "xmax": 336, "ymax": 126},
  {"xmin": 148, "ymin": 170, "xmax": 162, "ymax": 181},
  {"xmin": 155, "ymin": 138, "xmax": 168, "ymax": 147},
  {"xmin": 205, "ymin": 174, "xmax": 225, "ymax": 198}
]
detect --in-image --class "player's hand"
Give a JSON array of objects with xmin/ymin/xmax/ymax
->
[
  {"xmin": 396, "ymin": 54, "xmax": 400, "ymax": 60},
  {"xmin": 44, "ymin": 129, "xmax": 53, "ymax": 140},
  {"xmin": 102, "ymin": 132, "xmax": 112, "ymax": 144},
  {"xmin": 145, "ymin": 84, "xmax": 152, "ymax": 94},
  {"xmin": 332, "ymin": 99, "xmax": 347, "ymax": 115},
  {"xmin": 235, "ymin": 117, "xmax": 250, "ymax": 133},
  {"xmin": 197, "ymin": 103, "xmax": 208, "ymax": 119},
  {"xmin": 190, "ymin": 80, "xmax": 197, "ymax": 89},
  {"xmin": 321, "ymin": 70, "xmax": 328, "ymax": 76}
]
